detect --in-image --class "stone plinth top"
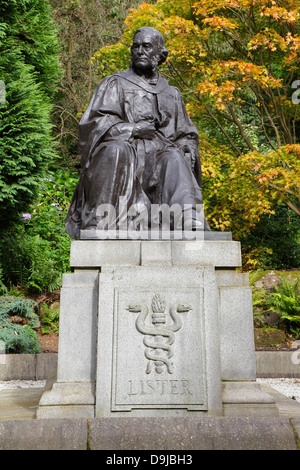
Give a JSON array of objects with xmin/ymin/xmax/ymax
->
[{"xmin": 70, "ymin": 239, "xmax": 242, "ymax": 268}]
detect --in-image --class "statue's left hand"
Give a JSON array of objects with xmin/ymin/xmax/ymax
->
[{"xmin": 179, "ymin": 144, "xmax": 197, "ymax": 170}]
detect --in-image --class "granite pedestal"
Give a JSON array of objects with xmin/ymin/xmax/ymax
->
[{"xmin": 37, "ymin": 237, "xmax": 278, "ymax": 418}]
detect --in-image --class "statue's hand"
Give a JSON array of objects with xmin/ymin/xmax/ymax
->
[
  {"xmin": 179, "ymin": 144, "xmax": 197, "ymax": 170},
  {"xmin": 133, "ymin": 120, "xmax": 156, "ymax": 140}
]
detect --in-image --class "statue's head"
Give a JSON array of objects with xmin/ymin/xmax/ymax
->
[{"xmin": 130, "ymin": 27, "xmax": 169, "ymax": 72}]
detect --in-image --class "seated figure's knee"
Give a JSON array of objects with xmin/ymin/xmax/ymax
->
[
  {"xmin": 161, "ymin": 148, "xmax": 184, "ymax": 163},
  {"xmin": 157, "ymin": 149, "xmax": 188, "ymax": 174},
  {"xmin": 88, "ymin": 141, "xmax": 134, "ymax": 171},
  {"xmin": 101, "ymin": 140, "xmax": 132, "ymax": 158}
]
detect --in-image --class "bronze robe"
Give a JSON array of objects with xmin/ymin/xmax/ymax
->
[{"xmin": 66, "ymin": 68, "xmax": 208, "ymax": 238}]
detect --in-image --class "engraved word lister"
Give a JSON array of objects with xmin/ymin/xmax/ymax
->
[{"xmin": 128, "ymin": 379, "xmax": 193, "ymax": 397}]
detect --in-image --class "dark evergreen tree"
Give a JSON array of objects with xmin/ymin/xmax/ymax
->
[{"xmin": 0, "ymin": 0, "xmax": 60, "ymax": 229}]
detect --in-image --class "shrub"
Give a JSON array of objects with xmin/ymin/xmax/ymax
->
[
  {"xmin": 0, "ymin": 265, "xmax": 7, "ymax": 295},
  {"xmin": 0, "ymin": 169, "xmax": 77, "ymax": 293},
  {"xmin": 0, "ymin": 227, "xmax": 62, "ymax": 293},
  {"xmin": 0, "ymin": 323, "xmax": 41, "ymax": 354},
  {"xmin": 0, "ymin": 295, "xmax": 39, "ymax": 325},
  {"xmin": 25, "ymin": 169, "xmax": 78, "ymax": 274},
  {"xmin": 40, "ymin": 303, "xmax": 59, "ymax": 335},
  {"xmin": 241, "ymin": 205, "xmax": 300, "ymax": 271},
  {"xmin": 267, "ymin": 278, "xmax": 300, "ymax": 338},
  {"xmin": 0, "ymin": 295, "xmax": 41, "ymax": 353}
]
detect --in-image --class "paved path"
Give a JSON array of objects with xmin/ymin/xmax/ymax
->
[
  {"xmin": 1, "ymin": 385, "xmax": 300, "ymax": 420},
  {"xmin": 0, "ymin": 388, "xmax": 44, "ymax": 420},
  {"xmin": 261, "ymin": 384, "xmax": 300, "ymax": 418}
]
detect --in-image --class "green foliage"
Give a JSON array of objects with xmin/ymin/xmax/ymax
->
[
  {"xmin": 0, "ymin": 0, "xmax": 61, "ymax": 229},
  {"xmin": 251, "ymin": 272, "xmax": 300, "ymax": 338},
  {"xmin": 25, "ymin": 169, "xmax": 78, "ymax": 274},
  {"xmin": 0, "ymin": 169, "xmax": 77, "ymax": 293},
  {"xmin": 249, "ymin": 269, "xmax": 268, "ymax": 316},
  {"xmin": 0, "ymin": 265, "xmax": 7, "ymax": 295},
  {"xmin": 0, "ymin": 295, "xmax": 41, "ymax": 353},
  {"xmin": 0, "ymin": 62, "xmax": 56, "ymax": 228},
  {"xmin": 252, "ymin": 287, "xmax": 268, "ymax": 312},
  {"xmin": 267, "ymin": 278, "xmax": 300, "ymax": 337},
  {"xmin": 0, "ymin": 323, "xmax": 41, "ymax": 354},
  {"xmin": 0, "ymin": 295, "xmax": 39, "ymax": 327},
  {"xmin": 0, "ymin": 0, "xmax": 60, "ymax": 99},
  {"xmin": 92, "ymin": 42, "xmax": 131, "ymax": 78},
  {"xmin": 241, "ymin": 205, "xmax": 300, "ymax": 270},
  {"xmin": 249, "ymin": 269, "xmax": 265, "ymax": 287},
  {"xmin": 0, "ymin": 227, "xmax": 62, "ymax": 293},
  {"xmin": 40, "ymin": 303, "xmax": 59, "ymax": 335}
]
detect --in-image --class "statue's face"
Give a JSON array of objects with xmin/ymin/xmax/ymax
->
[{"xmin": 131, "ymin": 31, "xmax": 161, "ymax": 72}]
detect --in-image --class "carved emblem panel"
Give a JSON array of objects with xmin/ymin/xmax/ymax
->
[
  {"xmin": 111, "ymin": 288, "xmax": 207, "ymax": 411},
  {"xmin": 127, "ymin": 294, "xmax": 191, "ymax": 375}
]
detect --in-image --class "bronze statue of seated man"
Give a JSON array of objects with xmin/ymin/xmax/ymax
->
[{"xmin": 66, "ymin": 27, "xmax": 210, "ymax": 238}]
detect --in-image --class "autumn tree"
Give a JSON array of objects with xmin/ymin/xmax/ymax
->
[{"xmin": 92, "ymin": 0, "xmax": 300, "ymax": 242}]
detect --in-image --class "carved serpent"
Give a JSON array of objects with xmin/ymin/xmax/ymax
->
[{"xmin": 127, "ymin": 303, "xmax": 191, "ymax": 374}]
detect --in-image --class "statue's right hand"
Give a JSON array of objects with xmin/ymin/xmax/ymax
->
[{"xmin": 133, "ymin": 120, "xmax": 156, "ymax": 140}]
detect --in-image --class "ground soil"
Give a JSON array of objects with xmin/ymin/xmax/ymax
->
[
  {"xmin": 254, "ymin": 327, "xmax": 293, "ymax": 351},
  {"xmin": 37, "ymin": 329, "xmax": 59, "ymax": 353},
  {"xmin": 30, "ymin": 289, "xmax": 60, "ymax": 306}
]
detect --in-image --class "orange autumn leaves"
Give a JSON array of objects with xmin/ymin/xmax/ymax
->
[
  {"xmin": 201, "ymin": 142, "xmax": 300, "ymax": 233},
  {"xmin": 197, "ymin": 61, "xmax": 281, "ymax": 110}
]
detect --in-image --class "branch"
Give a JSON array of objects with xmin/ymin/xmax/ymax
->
[
  {"xmin": 267, "ymin": 182, "xmax": 300, "ymax": 216},
  {"xmin": 265, "ymin": 87, "xmax": 292, "ymax": 144},
  {"xmin": 204, "ymin": 107, "xmax": 242, "ymax": 155},
  {"xmin": 267, "ymin": 181, "xmax": 297, "ymax": 197},
  {"xmin": 240, "ymin": 99, "xmax": 279, "ymax": 152},
  {"xmin": 226, "ymin": 104, "xmax": 257, "ymax": 151},
  {"xmin": 259, "ymin": 116, "xmax": 278, "ymax": 152},
  {"xmin": 292, "ymin": 104, "xmax": 298, "ymax": 144},
  {"xmin": 53, "ymin": 130, "xmax": 78, "ymax": 141},
  {"xmin": 275, "ymin": 87, "xmax": 293, "ymax": 143},
  {"xmin": 165, "ymin": 61, "xmax": 188, "ymax": 90},
  {"xmin": 250, "ymin": 85, "xmax": 282, "ymax": 147},
  {"xmin": 53, "ymin": 105, "xmax": 80, "ymax": 125}
]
